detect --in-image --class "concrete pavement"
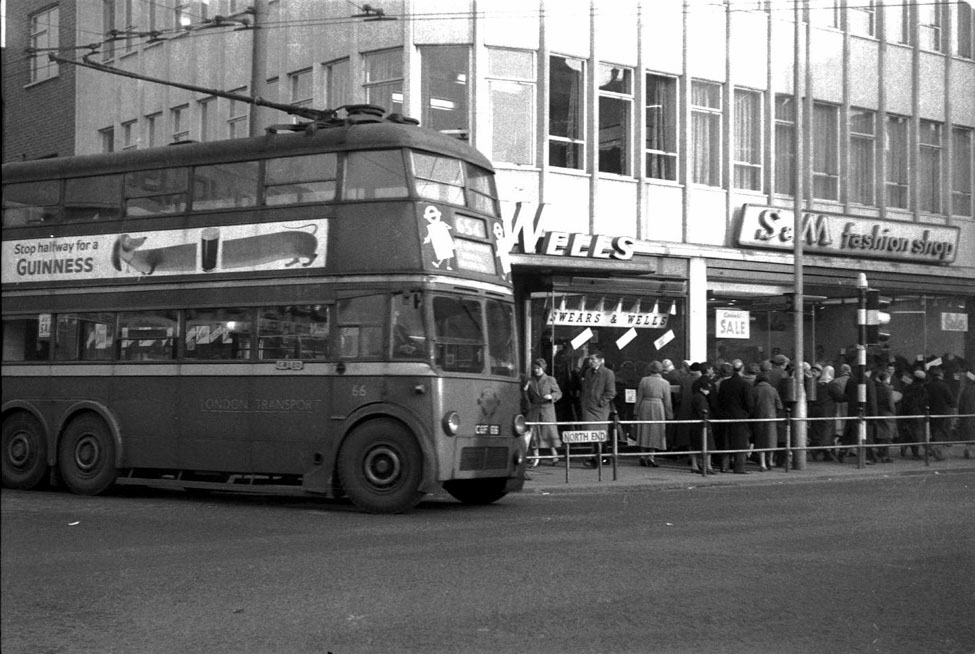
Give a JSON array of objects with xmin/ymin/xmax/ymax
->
[{"xmin": 521, "ymin": 442, "xmax": 975, "ymax": 494}]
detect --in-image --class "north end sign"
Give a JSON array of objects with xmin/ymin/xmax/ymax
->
[{"xmin": 738, "ymin": 204, "xmax": 960, "ymax": 264}]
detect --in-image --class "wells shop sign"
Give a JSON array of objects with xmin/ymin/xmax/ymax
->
[{"xmin": 738, "ymin": 205, "xmax": 960, "ymax": 264}]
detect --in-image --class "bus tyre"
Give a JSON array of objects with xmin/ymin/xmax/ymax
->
[
  {"xmin": 58, "ymin": 415, "xmax": 117, "ymax": 496},
  {"xmin": 337, "ymin": 421, "xmax": 424, "ymax": 514},
  {"xmin": 2, "ymin": 412, "xmax": 48, "ymax": 490},
  {"xmin": 442, "ymin": 478, "xmax": 508, "ymax": 506}
]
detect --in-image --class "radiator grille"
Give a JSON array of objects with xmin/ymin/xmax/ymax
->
[{"xmin": 459, "ymin": 446, "xmax": 509, "ymax": 471}]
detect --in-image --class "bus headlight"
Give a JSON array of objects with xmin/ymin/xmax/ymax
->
[
  {"xmin": 442, "ymin": 411, "xmax": 460, "ymax": 436},
  {"xmin": 512, "ymin": 414, "xmax": 527, "ymax": 437}
]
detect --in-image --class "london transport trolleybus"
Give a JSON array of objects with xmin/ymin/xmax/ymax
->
[{"xmin": 1, "ymin": 105, "xmax": 528, "ymax": 513}]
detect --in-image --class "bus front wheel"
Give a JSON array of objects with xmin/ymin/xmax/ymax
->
[
  {"xmin": 2, "ymin": 412, "xmax": 49, "ymax": 490},
  {"xmin": 337, "ymin": 421, "xmax": 424, "ymax": 514},
  {"xmin": 443, "ymin": 478, "xmax": 508, "ymax": 506},
  {"xmin": 58, "ymin": 415, "xmax": 117, "ymax": 495}
]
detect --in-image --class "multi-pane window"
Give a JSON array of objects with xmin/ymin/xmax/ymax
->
[
  {"xmin": 774, "ymin": 95, "xmax": 796, "ymax": 195},
  {"xmin": 193, "ymin": 162, "xmax": 259, "ymax": 210},
  {"xmin": 918, "ymin": 1, "xmax": 944, "ymax": 52},
  {"xmin": 919, "ymin": 120, "xmax": 943, "ymax": 213},
  {"xmin": 850, "ymin": 109, "xmax": 876, "ymax": 205},
  {"xmin": 691, "ymin": 81, "xmax": 722, "ymax": 187},
  {"xmin": 200, "ymin": 97, "xmax": 219, "ymax": 142},
  {"xmin": 29, "ymin": 7, "xmax": 60, "ymax": 83},
  {"xmin": 265, "ymin": 153, "xmax": 338, "ymax": 205},
  {"xmin": 227, "ymin": 88, "xmax": 248, "ymax": 139},
  {"xmin": 145, "ymin": 112, "xmax": 162, "ymax": 148},
  {"xmin": 171, "ymin": 104, "xmax": 190, "ymax": 143},
  {"xmin": 952, "ymin": 127, "xmax": 973, "ymax": 216},
  {"xmin": 100, "ymin": 127, "xmax": 115, "ymax": 154},
  {"xmin": 420, "ymin": 46, "xmax": 470, "ymax": 136},
  {"xmin": 812, "ymin": 102, "xmax": 839, "ymax": 200},
  {"xmin": 847, "ymin": 0, "xmax": 876, "ymax": 37},
  {"xmin": 733, "ymin": 89, "xmax": 762, "ymax": 191},
  {"xmin": 886, "ymin": 115, "xmax": 910, "ymax": 208},
  {"xmin": 337, "ymin": 296, "xmax": 385, "ymax": 359},
  {"xmin": 956, "ymin": 1, "xmax": 974, "ymax": 58},
  {"xmin": 885, "ymin": 1, "xmax": 911, "ymax": 44},
  {"xmin": 363, "ymin": 50, "xmax": 403, "ymax": 115},
  {"xmin": 289, "ymin": 68, "xmax": 313, "ymax": 124},
  {"xmin": 598, "ymin": 65, "xmax": 632, "ymax": 176},
  {"xmin": 324, "ymin": 59, "xmax": 351, "ymax": 109},
  {"xmin": 645, "ymin": 74, "xmax": 678, "ymax": 181},
  {"xmin": 487, "ymin": 49, "xmax": 535, "ymax": 166},
  {"xmin": 102, "ymin": 0, "xmax": 116, "ymax": 61},
  {"xmin": 122, "ymin": 0, "xmax": 135, "ymax": 53},
  {"xmin": 549, "ymin": 55, "xmax": 586, "ymax": 170},
  {"xmin": 121, "ymin": 120, "xmax": 137, "ymax": 151}
]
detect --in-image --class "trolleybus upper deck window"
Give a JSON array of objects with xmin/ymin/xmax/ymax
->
[
  {"xmin": 411, "ymin": 152, "xmax": 465, "ymax": 205},
  {"xmin": 2, "ymin": 181, "xmax": 59, "ymax": 225},
  {"xmin": 344, "ymin": 150, "xmax": 408, "ymax": 200},
  {"xmin": 64, "ymin": 175, "xmax": 123, "ymax": 222},
  {"xmin": 124, "ymin": 168, "xmax": 188, "ymax": 216},
  {"xmin": 193, "ymin": 162, "xmax": 259, "ymax": 210},
  {"xmin": 265, "ymin": 153, "xmax": 338, "ymax": 206}
]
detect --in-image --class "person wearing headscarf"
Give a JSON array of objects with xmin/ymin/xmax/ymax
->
[
  {"xmin": 634, "ymin": 360, "xmax": 673, "ymax": 467},
  {"xmin": 689, "ymin": 375, "xmax": 717, "ymax": 473},
  {"xmin": 523, "ymin": 358, "xmax": 563, "ymax": 466}
]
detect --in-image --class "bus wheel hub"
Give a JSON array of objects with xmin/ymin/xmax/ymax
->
[{"xmin": 363, "ymin": 446, "xmax": 401, "ymax": 487}]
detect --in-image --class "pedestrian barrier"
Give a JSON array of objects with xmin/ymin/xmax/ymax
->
[{"xmin": 525, "ymin": 412, "xmax": 975, "ymax": 483}]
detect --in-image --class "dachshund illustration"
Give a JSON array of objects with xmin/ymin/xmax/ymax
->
[
  {"xmin": 112, "ymin": 234, "xmax": 197, "ymax": 275},
  {"xmin": 221, "ymin": 224, "xmax": 319, "ymax": 269}
]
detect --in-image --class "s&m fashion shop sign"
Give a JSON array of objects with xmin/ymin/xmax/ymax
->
[{"xmin": 738, "ymin": 205, "xmax": 959, "ymax": 264}]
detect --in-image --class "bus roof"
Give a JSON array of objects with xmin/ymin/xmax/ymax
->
[{"xmin": 1, "ymin": 120, "xmax": 494, "ymax": 183}]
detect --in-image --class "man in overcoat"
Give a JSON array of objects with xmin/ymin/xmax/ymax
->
[{"xmin": 581, "ymin": 351, "xmax": 616, "ymax": 467}]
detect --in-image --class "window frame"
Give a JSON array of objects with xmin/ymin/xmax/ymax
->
[
  {"xmin": 885, "ymin": 114, "xmax": 910, "ymax": 209},
  {"xmin": 918, "ymin": 119, "xmax": 944, "ymax": 214},
  {"xmin": 951, "ymin": 126, "xmax": 973, "ymax": 216},
  {"xmin": 29, "ymin": 7, "xmax": 60, "ymax": 84},
  {"xmin": 733, "ymin": 88, "xmax": 763, "ymax": 192},
  {"xmin": 549, "ymin": 55, "xmax": 587, "ymax": 171},
  {"xmin": 811, "ymin": 102, "xmax": 840, "ymax": 201},
  {"xmin": 645, "ymin": 73, "xmax": 679, "ymax": 182},
  {"xmin": 691, "ymin": 80, "xmax": 723, "ymax": 188},
  {"xmin": 486, "ymin": 48, "xmax": 536, "ymax": 167},
  {"xmin": 849, "ymin": 108, "xmax": 877, "ymax": 206},
  {"xmin": 597, "ymin": 64, "xmax": 634, "ymax": 177}
]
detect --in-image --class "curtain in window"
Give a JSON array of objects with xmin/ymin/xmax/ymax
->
[
  {"xmin": 849, "ymin": 111, "xmax": 875, "ymax": 205},
  {"xmin": 886, "ymin": 116, "xmax": 909, "ymax": 208},
  {"xmin": 691, "ymin": 82, "xmax": 721, "ymax": 186},
  {"xmin": 812, "ymin": 104, "xmax": 838, "ymax": 200},
  {"xmin": 774, "ymin": 96, "xmax": 795, "ymax": 195},
  {"xmin": 646, "ymin": 75, "xmax": 676, "ymax": 180},
  {"xmin": 918, "ymin": 121, "xmax": 942, "ymax": 213},
  {"xmin": 733, "ymin": 90, "xmax": 761, "ymax": 190},
  {"xmin": 952, "ymin": 127, "xmax": 973, "ymax": 216}
]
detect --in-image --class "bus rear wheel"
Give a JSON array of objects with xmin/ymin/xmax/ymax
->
[
  {"xmin": 443, "ymin": 478, "xmax": 508, "ymax": 506},
  {"xmin": 58, "ymin": 415, "xmax": 117, "ymax": 496},
  {"xmin": 2, "ymin": 412, "xmax": 48, "ymax": 490},
  {"xmin": 337, "ymin": 420, "xmax": 424, "ymax": 514}
]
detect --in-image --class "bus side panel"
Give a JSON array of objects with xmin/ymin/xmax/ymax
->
[
  {"xmin": 176, "ymin": 370, "xmax": 331, "ymax": 474},
  {"xmin": 327, "ymin": 203, "xmax": 423, "ymax": 274}
]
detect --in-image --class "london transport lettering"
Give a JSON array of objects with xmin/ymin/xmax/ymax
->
[{"xmin": 738, "ymin": 204, "xmax": 959, "ymax": 264}]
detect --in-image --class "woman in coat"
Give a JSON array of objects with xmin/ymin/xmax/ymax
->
[
  {"xmin": 524, "ymin": 358, "xmax": 563, "ymax": 466},
  {"xmin": 689, "ymin": 375, "xmax": 718, "ymax": 473},
  {"xmin": 752, "ymin": 372, "xmax": 783, "ymax": 471},
  {"xmin": 634, "ymin": 360, "xmax": 673, "ymax": 467}
]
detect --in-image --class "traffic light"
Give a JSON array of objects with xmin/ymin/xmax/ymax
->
[{"xmin": 865, "ymin": 290, "xmax": 891, "ymax": 345}]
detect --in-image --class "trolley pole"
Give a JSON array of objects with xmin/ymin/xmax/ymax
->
[{"xmin": 856, "ymin": 273, "xmax": 868, "ymax": 469}]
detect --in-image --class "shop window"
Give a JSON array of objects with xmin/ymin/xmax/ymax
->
[
  {"xmin": 265, "ymin": 153, "xmax": 337, "ymax": 205},
  {"xmin": 919, "ymin": 120, "xmax": 943, "ymax": 213},
  {"xmin": 812, "ymin": 102, "xmax": 839, "ymax": 201},
  {"xmin": 691, "ymin": 81, "xmax": 722, "ymax": 187},
  {"xmin": 550, "ymin": 55, "xmax": 586, "ymax": 170},
  {"xmin": 886, "ymin": 115, "xmax": 910, "ymax": 209},
  {"xmin": 487, "ymin": 48, "xmax": 535, "ymax": 166},
  {"xmin": 952, "ymin": 126, "xmax": 973, "ymax": 216},
  {"xmin": 598, "ymin": 64, "xmax": 632, "ymax": 176},
  {"xmin": 646, "ymin": 74, "xmax": 678, "ymax": 181},
  {"xmin": 420, "ymin": 46, "xmax": 470, "ymax": 137},
  {"xmin": 850, "ymin": 109, "xmax": 876, "ymax": 206},
  {"xmin": 55, "ymin": 313, "xmax": 115, "ymax": 361},
  {"xmin": 733, "ymin": 89, "xmax": 763, "ymax": 191},
  {"xmin": 258, "ymin": 305, "xmax": 330, "ymax": 360},
  {"xmin": 2, "ymin": 316, "xmax": 51, "ymax": 362},
  {"xmin": 774, "ymin": 95, "xmax": 796, "ymax": 196},
  {"xmin": 363, "ymin": 50, "xmax": 403, "ymax": 115}
]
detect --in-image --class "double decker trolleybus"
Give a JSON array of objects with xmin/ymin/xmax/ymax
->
[{"xmin": 1, "ymin": 105, "xmax": 528, "ymax": 513}]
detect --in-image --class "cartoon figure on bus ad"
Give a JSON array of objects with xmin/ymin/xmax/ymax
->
[{"xmin": 422, "ymin": 205, "xmax": 455, "ymax": 270}]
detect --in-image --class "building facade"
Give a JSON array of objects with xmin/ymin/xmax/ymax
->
[{"xmin": 4, "ymin": 0, "xmax": 975, "ymax": 383}]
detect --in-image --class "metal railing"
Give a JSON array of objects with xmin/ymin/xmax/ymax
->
[{"xmin": 525, "ymin": 411, "xmax": 975, "ymax": 483}]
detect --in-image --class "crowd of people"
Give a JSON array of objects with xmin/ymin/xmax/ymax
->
[{"xmin": 524, "ymin": 349, "xmax": 975, "ymax": 472}]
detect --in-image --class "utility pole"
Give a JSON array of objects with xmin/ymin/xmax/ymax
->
[
  {"xmin": 249, "ymin": 0, "xmax": 269, "ymax": 136},
  {"xmin": 792, "ymin": 0, "xmax": 807, "ymax": 470}
]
